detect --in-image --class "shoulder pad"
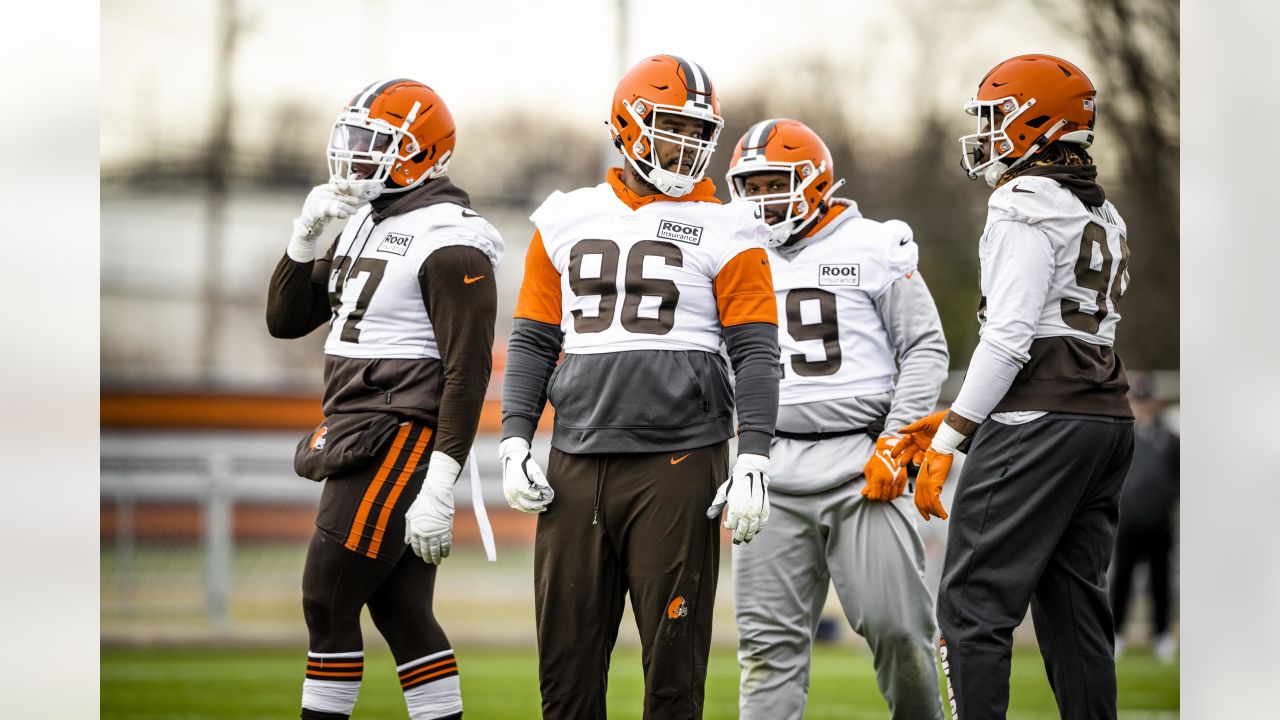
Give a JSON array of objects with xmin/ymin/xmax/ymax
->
[
  {"xmin": 878, "ymin": 219, "xmax": 919, "ymax": 278},
  {"xmin": 411, "ymin": 202, "xmax": 505, "ymax": 268},
  {"xmin": 988, "ymin": 175, "xmax": 1074, "ymax": 225},
  {"xmin": 726, "ymin": 199, "xmax": 772, "ymax": 245}
]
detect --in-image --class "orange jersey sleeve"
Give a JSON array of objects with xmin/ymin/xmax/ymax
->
[
  {"xmin": 713, "ymin": 247, "xmax": 778, "ymax": 327},
  {"xmin": 513, "ymin": 231, "xmax": 563, "ymax": 324}
]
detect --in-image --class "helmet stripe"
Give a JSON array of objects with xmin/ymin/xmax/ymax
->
[
  {"xmin": 666, "ymin": 54, "xmax": 710, "ymax": 102},
  {"xmin": 349, "ymin": 79, "xmax": 382, "ymax": 107},
  {"xmin": 741, "ymin": 120, "xmax": 778, "ymax": 158},
  {"xmin": 688, "ymin": 60, "xmax": 712, "ymax": 98},
  {"xmin": 359, "ymin": 77, "xmax": 414, "ymax": 110}
]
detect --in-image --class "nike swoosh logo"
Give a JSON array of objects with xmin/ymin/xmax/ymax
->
[
  {"xmin": 1012, "ymin": 185, "xmax": 1035, "ymax": 194},
  {"xmin": 464, "ymin": 275, "xmax": 486, "ymax": 284},
  {"xmin": 992, "ymin": 81, "xmax": 1008, "ymax": 87},
  {"xmin": 670, "ymin": 453, "xmax": 692, "ymax": 465},
  {"xmin": 461, "ymin": 210, "xmax": 480, "ymax": 218},
  {"xmin": 899, "ymin": 237, "xmax": 910, "ymax": 246},
  {"xmin": 876, "ymin": 450, "xmax": 897, "ymax": 473}
]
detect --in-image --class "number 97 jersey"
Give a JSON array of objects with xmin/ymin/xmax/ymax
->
[{"xmin": 528, "ymin": 183, "xmax": 773, "ymax": 352}]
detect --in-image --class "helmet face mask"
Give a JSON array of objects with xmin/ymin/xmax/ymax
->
[
  {"xmin": 327, "ymin": 114, "xmax": 402, "ymax": 187},
  {"xmin": 622, "ymin": 99, "xmax": 722, "ymax": 197},
  {"xmin": 959, "ymin": 95, "xmax": 1028, "ymax": 187},
  {"xmin": 727, "ymin": 161, "xmax": 822, "ymax": 247}
]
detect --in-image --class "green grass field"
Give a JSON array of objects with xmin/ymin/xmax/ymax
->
[{"xmin": 102, "ymin": 644, "xmax": 1177, "ymax": 719}]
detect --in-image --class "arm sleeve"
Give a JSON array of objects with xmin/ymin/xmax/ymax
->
[
  {"xmin": 265, "ymin": 242, "xmax": 335, "ymax": 339},
  {"xmin": 501, "ymin": 319, "xmax": 564, "ymax": 442},
  {"xmin": 713, "ymin": 248, "xmax": 778, "ymax": 327},
  {"xmin": 873, "ymin": 271, "xmax": 950, "ymax": 435},
  {"xmin": 723, "ymin": 322, "xmax": 780, "ymax": 456},
  {"xmin": 951, "ymin": 220, "xmax": 1055, "ymax": 423},
  {"xmin": 502, "ymin": 231, "xmax": 565, "ymax": 442},
  {"xmin": 419, "ymin": 245, "xmax": 497, "ymax": 465}
]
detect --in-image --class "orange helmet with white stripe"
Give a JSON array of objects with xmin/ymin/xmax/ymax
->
[
  {"xmin": 327, "ymin": 78, "xmax": 456, "ymax": 196},
  {"xmin": 609, "ymin": 54, "xmax": 723, "ymax": 197},
  {"xmin": 960, "ymin": 54, "xmax": 1097, "ymax": 187},
  {"xmin": 726, "ymin": 119, "xmax": 845, "ymax": 246}
]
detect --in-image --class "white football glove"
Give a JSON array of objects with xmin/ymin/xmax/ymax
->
[
  {"xmin": 331, "ymin": 176, "xmax": 385, "ymax": 203},
  {"xmin": 705, "ymin": 453, "xmax": 771, "ymax": 544},
  {"xmin": 286, "ymin": 183, "xmax": 368, "ymax": 261},
  {"xmin": 499, "ymin": 437, "xmax": 554, "ymax": 513},
  {"xmin": 404, "ymin": 451, "xmax": 459, "ymax": 564}
]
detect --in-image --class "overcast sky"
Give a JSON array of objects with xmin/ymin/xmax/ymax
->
[{"xmin": 102, "ymin": 0, "xmax": 1092, "ymax": 164}]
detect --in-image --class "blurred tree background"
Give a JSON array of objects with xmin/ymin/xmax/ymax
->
[{"xmin": 100, "ymin": 0, "xmax": 1177, "ymax": 387}]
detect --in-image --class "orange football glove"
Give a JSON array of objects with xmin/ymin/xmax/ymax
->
[
  {"xmin": 861, "ymin": 436, "xmax": 908, "ymax": 501},
  {"xmin": 914, "ymin": 449, "xmax": 953, "ymax": 521},
  {"xmin": 891, "ymin": 409, "xmax": 949, "ymax": 467}
]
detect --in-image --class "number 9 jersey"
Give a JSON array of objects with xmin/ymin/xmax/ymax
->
[{"xmin": 769, "ymin": 202, "xmax": 920, "ymax": 406}]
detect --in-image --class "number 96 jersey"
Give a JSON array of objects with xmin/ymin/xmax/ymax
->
[
  {"xmin": 529, "ymin": 183, "xmax": 772, "ymax": 352},
  {"xmin": 769, "ymin": 207, "xmax": 919, "ymax": 406}
]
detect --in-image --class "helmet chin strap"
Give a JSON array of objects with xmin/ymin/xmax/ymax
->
[
  {"xmin": 984, "ymin": 142, "xmax": 1043, "ymax": 188},
  {"xmin": 626, "ymin": 152, "xmax": 694, "ymax": 197},
  {"xmin": 784, "ymin": 177, "xmax": 847, "ymax": 240}
]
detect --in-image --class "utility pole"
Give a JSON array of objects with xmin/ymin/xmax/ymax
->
[
  {"xmin": 602, "ymin": 0, "xmax": 629, "ymax": 176},
  {"xmin": 200, "ymin": 0, "xmax": 239, "ymax": 383}
]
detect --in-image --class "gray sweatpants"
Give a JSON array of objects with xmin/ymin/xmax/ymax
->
[{"xmin": 733, "ymin": 480, "xmax": 945, "ymax": 720}]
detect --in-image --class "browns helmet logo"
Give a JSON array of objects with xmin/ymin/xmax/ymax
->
[{"xmin": 667, "ymin": 596, "xmax": 688, "ymax": 620}]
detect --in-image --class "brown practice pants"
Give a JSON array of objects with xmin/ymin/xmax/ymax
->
[{"xmin": 534, "ymin": 441, "xmax": 729, "ymax": 720}]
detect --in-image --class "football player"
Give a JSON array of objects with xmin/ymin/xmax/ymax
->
[
  {"xmin": 499, "ymin": 54, "xmax": 780, "ymax": 719},
  {"xmin": 266, "ymin": 79, "xmax": 502, "ymax": 720},
  {"xmin": 892, "ymin": 55, "xmax": 1135, "ymax": 720},
  {"xmin": 725, "ymin": 119, "xmax": 949, "ymax": 720}
]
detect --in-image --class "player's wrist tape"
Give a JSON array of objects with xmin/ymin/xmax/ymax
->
[
  {"xmin": 424, "ymin": 451, "xmax": 462, "ymax": 488},
  {"xmin": 287, "ymin": 218, "xmax": 318, "ymax": 262},
  {"xmin": 931, "ymin": 423, "xmax": 968, "ymax": 455}
]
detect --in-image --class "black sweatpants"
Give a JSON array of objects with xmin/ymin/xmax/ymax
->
[
  {"xmin": 937, "ymin": 413, "xmax": 1134, "ymax": 720},
  {"xmin": 534, "ymin": 442, "xmax": 729, "ymax": 720},
  {"xmin": 1110, "ymin": 522, "xmax": 1173, "ymax": 637}
]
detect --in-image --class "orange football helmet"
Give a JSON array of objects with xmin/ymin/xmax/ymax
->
[
  {"xmin": 725, "ymin": 119, "xmax": 845, "ymax": 246},
  {"xmin": 960, "ymin": 54, "xmax": 1096, "ymax": 187},
  {"xmin": 609, "ymin": 54, "xmax": 723, "ymax": 197},
  {"xmin": 327, "ymin": 78, "xmax": 456, "ymax": 195}
]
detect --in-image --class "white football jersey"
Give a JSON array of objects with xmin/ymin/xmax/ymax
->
[
  {"xmin": 530, "ymin": 184, "xmax": 770, "ymax": 353},
  {"xmin": 979, "ymin": 175, "xmax": 1128, "ymax": 348},
  {"xmin": 323, "ymin": 202, "xmax": 503, "ymax": 359},
  {"xmin": 769, "ymin": 207, "xmax": 918, "ymax": 405}
]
